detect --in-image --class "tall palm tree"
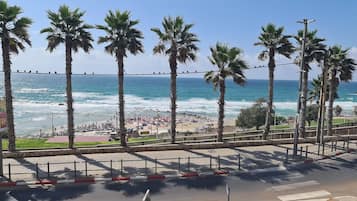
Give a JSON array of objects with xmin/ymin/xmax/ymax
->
[
  {"xmin": 0, "ymin": 1, "xmax": 32, "ymax": 151},
  {"xmin": 308, "ymin": 77, "xmax": 322, "ymax": 104},
  {"xmin": 294, "ymin": 30, "xmax": 326, "ymax": 137},
  {"xmin": 41, "ymin": 5, "xmax": 93, "ymax": 149},
  {"xmin": 151, "ymin": 16, "xmax": 199, "ymax": 143},
  {"xmin": 97, "ymin": 10, "xmax": 143, "ymax": 146},
  {"xmin": 326, "ymin": 46, "xmax": 356, "ymax": 136},
  {"xmin": 204, "ymin": 43, "xmax": 248, "ymax": 142},
  {"xmin": 308, "ymin": 76, "xmax": 337, "ymax": 104},
  {"xmin": 254, "ymin": 23, "xmax": 294, "ymax": 139}
]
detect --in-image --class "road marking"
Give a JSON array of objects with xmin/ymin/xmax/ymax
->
[
  {"xmin": 260, "ymin": 171, "xmax": 304, "ymax": 183},
  {"xmin": 271, "ymin": 180, "xmax": 320, "ymax": 192},
  {"xmin": 294, "ymin": 199, "xmax": 330, "ymax": 201},
  {"xmin": 250, "ymin": 165, "xmax": 287, "ymax": 174},
  {"xmin": 277, "ymin": 190, "xmax": 331, "ymax": 201},
  {"xmin": 333, "ymin": 196, "xmax": 357, "ymax": 201}
]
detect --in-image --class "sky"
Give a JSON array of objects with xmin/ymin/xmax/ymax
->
[{"xmin": 6, "ymin": 0, "xmax": 357, "ymax": 80}]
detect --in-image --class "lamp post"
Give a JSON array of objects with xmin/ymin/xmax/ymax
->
[{"xmin": 294, "ymin": 18, "xmax": 315, "ymax": 157}]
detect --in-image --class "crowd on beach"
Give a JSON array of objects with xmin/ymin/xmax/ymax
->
[{"xmin": 38, "ymin": 111, "xmax": 218, "ymax": 138}]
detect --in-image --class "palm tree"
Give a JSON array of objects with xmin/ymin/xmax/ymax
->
[
  {"xmin": 0, "ymin": 1, "xmax": 32, "ymax": 151},
  {"xmin": 308, "ymin": 76, "xmax": 337, "ymax": 104},
  {"xmin": 254, "ymin": 23, "xmax": 294, "ymax": 139},
  {"xmin": 294, "ymin": 30, "xmax": 326, "ymax": 137},
  {"xmin": 151, "ymin": 16, "xmax": 199, "ymax": 143},
  {"xmin": 308, "ymin": 77, "xmax": 322, "ymax": 104},
  {"xmin": 97, "ymin": 10, "xmax": 143, "ymax": 146},
  {"xmin": 41, "ymin": 5, "xmax": 93, "ymax": 149},
  {"xmin": 326, "ymin": 46, "xmax": 356, "ymax": 136},
  {"xmin": 204, "ymin": 43, "xmax": 248, "ymax": 142}
]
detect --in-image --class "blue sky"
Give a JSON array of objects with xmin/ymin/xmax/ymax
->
[{"xmin": 7, "ymin": 0, "xmax": 357, "ymax": 80}]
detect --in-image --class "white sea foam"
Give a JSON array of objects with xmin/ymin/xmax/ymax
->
[
  {"xmin": 52, "ymin": 92, "xmax": 101, "ymax": 98},
  {"xmin": 11, "ymin": 94, "xmax": 357, "ymax": 136},
  {"xmin": 13, "ymin": 94, "xmax": 357, "ymax": 116},
  {"xmin": 31, "ymin": 116, "xmax": 47, "ymax": 121},
  {"xmin": 17, "ymin": 88, "xmax": 49, "ymax": 93}
]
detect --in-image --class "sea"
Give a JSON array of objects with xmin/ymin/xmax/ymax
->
[{"xmin": 0, "ymin": 73, "xmax": 357, "ymax": 136}]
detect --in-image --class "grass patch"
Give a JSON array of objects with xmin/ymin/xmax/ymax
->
[
  {"xmin": 128, "ymin": 136, "xmax": 156, "ymax": 143},
  {"xmin": 1, "ymin": 135, "xmax": 157, "ymax": 150},
  {"xmin": 308, "ymin": 117, "xmax": 357, "ymax": 127}
]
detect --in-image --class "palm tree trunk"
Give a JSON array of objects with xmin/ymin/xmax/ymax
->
[
  {"xmin": 299, "ymin": 65, "xmax": 308, "ymax": 138},
  {"xmin": 263, "ymin": 50, "xmax": 275, "ymax": 140},
  {"xmin": 169, "ymin": 55, "xmax": 177, "ymax": 144},
  {"xmin": 65, "ymin": 41, "xmax": 75, "ymax": 149},
  {"xmin": 327, "ymin": 69, "xmax": 336, "ymax": 136},
  {"xmin": 316, "ymin": 77, "xmax": 323, "ymax": 142},
  {"xmin": 117, "ymin": 53, "xmax": 126, "ymax": 146},
  {"xmin": 316, "ymin": 66, "xmax": 326, "ymax": 143},
  {"xmin": 1, "ymin": 33, "xmax": 16, "ymax": 151},
  {"xmin": 217, "ymin": 79, "xmax": 225, "ymax": 142}
]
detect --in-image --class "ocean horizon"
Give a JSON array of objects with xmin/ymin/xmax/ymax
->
[{"xmin": 1, "ymin": 73, "xmax": 357, "ymax": 136}]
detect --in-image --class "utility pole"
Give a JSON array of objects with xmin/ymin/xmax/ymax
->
[
  {"xmin": 320, "ymin": 69, "xmax": 327, "ymax": 146},
  {"xmin": 294, "ymin": 18, "xmax": 315, "ymax": 157},
  {"xmin": 51, "ymin": 112, "xmax": 54, "ymax": 136}
]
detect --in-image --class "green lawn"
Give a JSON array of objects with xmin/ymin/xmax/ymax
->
[
  {"xmin": 1, "ymin": 136, "xmax": 157, "ymax": 150},
  {"xmin": 307, "ymin": 117, "xmax": 356, "ymax": 127},
  {"xmin": 270, "ymin": 117, "xmax": 357, "ymax": 130}
]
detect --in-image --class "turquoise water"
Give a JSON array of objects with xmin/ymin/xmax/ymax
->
[{"xmin": 0, "ymin": 73, "xmax": 357, "ymax": 135}]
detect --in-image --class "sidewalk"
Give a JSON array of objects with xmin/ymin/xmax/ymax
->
[{"xmin": 1, "ymin": 140, "xmax": 356, "ymax": 184}]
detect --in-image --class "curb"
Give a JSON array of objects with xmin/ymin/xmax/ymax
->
[
  {"xmin": 0, "ymin": 181, "xmax": 16, "ymax": 187},
  {"xmin": 214, "ymin": 170, "xmax": 229, "ymax": 175},
  {"xmin": 181, "ymin": 172, "xmax": 199, "ymax": 178},
  {"xmin": 147, "ymin": 175, "xmax": 166, "ymax": 180},
  {"xmin": 74, "ymin": 177, "xmax": 95, "ymax": 184},
  {"xmin": 112, "ymin": 176, "xmax": 130, "ymax": 181},
  {"xmin": 35, "ymin": 179, "xmax": 57, "ymax": 185}
]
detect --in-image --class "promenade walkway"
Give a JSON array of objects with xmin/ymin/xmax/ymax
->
[{"xmin": 1, "ymin": 140, "xmax": 356, "ymax": 183}]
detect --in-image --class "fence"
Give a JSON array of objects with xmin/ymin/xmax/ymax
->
[
  {"xmin": 125, "ymin": 125, "xmax": 357, "ymax": 146},
  {"xmin": 3, "ymin": 137, "xmax": 356, "ymax": 182},
  {"xmin": 3, "ymin": 154, "xmax": 245, "ymax": 182}
]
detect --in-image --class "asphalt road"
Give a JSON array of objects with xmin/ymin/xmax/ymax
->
[{"xmin": 1, "ymin": 153, "xmax": 357, "ymax": 201}]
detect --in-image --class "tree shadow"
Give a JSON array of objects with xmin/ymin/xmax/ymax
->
[
  {"xmin": 0, "ymin": 184, "xmax": 93, "ymax": 201},
  {"xmin": 104, "ymin": 180, "xmax": 167, "ymax": 197},
  {"xmin": 12, "ymin": 158, "xmax": 49, "ymax": 180},
  {"xmin": 127, "ymin": 152, "xmax": 203, "ymax": 173},
  {"xmin": 168, "ymin": 175, "xmax": 225, "ymax": 190}
]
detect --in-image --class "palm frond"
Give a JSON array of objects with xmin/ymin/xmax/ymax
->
[
  {"xmin": 206, "ymin": 42, "xmax": 248, "ymax": 88},
  {"xmin": 41, "ymin": 5, "xmax": 93, "ymax": 53},
  {"xmin": 97, "ymin": 9, "xmax": 143, "ymax": 57}
]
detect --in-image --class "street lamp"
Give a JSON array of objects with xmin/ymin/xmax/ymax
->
[{"xmin": 293, "ymin": 18, "xmax": 315, "ymax": 158}]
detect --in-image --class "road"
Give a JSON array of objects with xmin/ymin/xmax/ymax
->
[{"xmin": 1, "ymin": 153, "xmax": 357, "ymax": 201}]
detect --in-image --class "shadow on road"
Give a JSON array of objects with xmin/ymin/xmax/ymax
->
[
  {"xmin": 105, "ymin": 180, "xmax": 166, "ymax": 197},
  {"xmin": 0, "ymin": 184, "xmax": 93, "ymax": 201}
]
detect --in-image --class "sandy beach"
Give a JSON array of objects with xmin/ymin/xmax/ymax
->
[{"xmin": 40, "ymin": 112, "xmax": 236, "ymax": 141}]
